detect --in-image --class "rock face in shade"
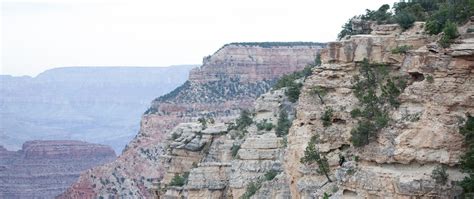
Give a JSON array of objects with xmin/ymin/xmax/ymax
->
[
  {"xmin": 0, "ymin": 140, "xmax": 116, "ymax": 199},
  {"xmin": 58, "ymin": 42, "xmax": 324, "ymax": 198}
]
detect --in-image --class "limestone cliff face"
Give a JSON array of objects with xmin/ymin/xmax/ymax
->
[
  {"xmin": 0, "ymin": 141, "xmax": 116, "ymax": 199},
  {"xmin": 285, "ymin": 22, "xmax": 473, "ymax": 198},
  {"xmin": 59, "ymin": 43, "xmax": 323, "ymax": 198}
]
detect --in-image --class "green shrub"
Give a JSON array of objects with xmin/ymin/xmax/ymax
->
[
  {"xmin": 396, "ymin": 10, "xmax": 416, "ymax": 30},
  {"xmin": 256, "ymin": 119, "xmax": 274, "ymax": 131},
  {"xmin": 323, "ymin": 192, "xmax": 331, "ymax": 199},
  {"xmin": 240, "ymin": 180, "xmax": 262, "ymax": 199},
  {"xmin": 426, "ymin": 75, "xmax": 434, "ymax": 83},
  {"xmin": 300, "ymin": 136, "xmax": 332, "ymax": 182},
  {"xmin": 431, "ymin": 165, "xmax": 449, "ymax": 185},
  {"xmin": 321, "ymin": 107, "xmax": 334, "ymax": 127},
  {"xmin": 309, "ymin": 86, "xmax": 327, "ymax": 104},
  {"xmin": 286, "ymin": 82, "xmax": 303, "ymax": 103},
  {"xmin": 460, "ymin": 114, "xmax": 474, "ymax": 194},
  {"xmin": 314, "ymin": 53, "xmax": 322, "ymax": 67},
  {"xmin": 275, "ymin": 110, "xmax": 291, "ymax": 137},
  {"xmin": 338, "ymin": 18, "xmax": 355, "ymax": 40},
  {"xmin": 231, "ymin": 144, "xmax": 241, "ymax": 158},
  {"xmin": 264, "ymin": 170, "xmax": 278, "ymax": 181},
  {"xmin": 230, "ymin": 110, "xmax": 253, "ymax": 131},
  {"xmin": 350, "ymin": 59, "xmax": 406, "ymax": 147},
  {"xmin": 198, "ymin": 117, "xmax": 207, "ymax": 129},
  {"xmin": 391, "ymin": 45, "xmax": 413, "ymax": 54},
  {"xmin": 168, "ymin": 172, "xmax": 189, "ymax": 187},
  {"xmin": 439, "ymin": 20, "xmax": 459, "ymax": 48}
]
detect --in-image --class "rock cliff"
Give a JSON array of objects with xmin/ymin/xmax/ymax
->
[
  {"xmin": 61, "ymin": 19, "xmax": 473, "ymax": 199},
  {"xmin": 285, "ymin": 21, "xmax": 473, "ymax": 198},
  {"xmin": 0, "ymin": 140, "xmax": 116, "ymax": 199},
  {"xmin": 58, "ymin": 42, "xmax": 324, "ymax": 198}
]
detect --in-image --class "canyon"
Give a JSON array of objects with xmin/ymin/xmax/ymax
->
[
  {"xmin": 0, "ymin": 140, "xmax": 116, "ymax": 198},
  {"xmin": 0, "ymin": 66, "xmax": 194, "ymax": 153}
]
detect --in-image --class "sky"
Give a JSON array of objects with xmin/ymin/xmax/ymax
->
[{"xmin": 1, "ymin": 0, "xmax": 398, "ymax": 76}]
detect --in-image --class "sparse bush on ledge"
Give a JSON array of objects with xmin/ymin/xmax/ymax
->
[
  {"xmin": 168, "ymin": 172, "xmax": 189, "ymax": 187},
  {"xmin": 431, "ymin": 165, "xmax": 449, "ymax": 185},
  {"xmin": 391, "ymin": 45, "xmax": 413, "ymax": 54}
]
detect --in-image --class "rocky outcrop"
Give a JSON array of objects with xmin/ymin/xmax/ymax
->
[
  {"xmin": 59, "ymin": 43, "xmax": 324, "ymax": 198},
  {"xmin": 0, "ymin": 140, "xmax": 116, "ymax": 199},
  {"xmin": 285, "ymin": 21, "xmax": 473, "ymax": 198}
]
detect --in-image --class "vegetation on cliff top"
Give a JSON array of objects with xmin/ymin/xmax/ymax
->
[{"xmin": 337, "ymin": 0, "xmax": 474, "ymax": 46}]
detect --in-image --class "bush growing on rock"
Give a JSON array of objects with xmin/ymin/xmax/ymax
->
[
  {"xmin": 460, "ymin": 114, "xmax": 474, "ymax": 195},
  {"xmin": 391, "ymin": 45, "xmax": 413, "ymax": 54},
  {"xmin": 256, "ymin": 119, "xmax": 274, "ymax": 131},
  {"xmin": 300, "ymin": 136, "xmax": 332, "ymax": 182},
  {"xmin": 350, "ymin": 59, "xmax": 406, "ymax": 147},
  {"xmin": 431, "ymin": 165, "xmax": 449, "ymax": 185},
  {"xmin": 241, "ymin": 180, "xmax": 262, "ymax": 199},
  {"xmin": 168, "ymin": 172, "xmax": 189, "ymax": 187},
  {"xmin": 439, "ymin": 20, "xmax": 459, "ymax": 48},
  {"xmin": 276, "ymin": 110, "xmax": 291, "ymax": 137},
  {"xmin": 264, "ymin": 170, "xmax": 278, "ymax": 181},
  {"xmin": 321, "ymin": 107, "xmax": 334, "ymax": 127}
]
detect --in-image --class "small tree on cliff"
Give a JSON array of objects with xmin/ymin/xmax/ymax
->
[
  {"xmin": 460, "ymin": 114, "xmax": 474, "ymax": 195},
  {"xmin": 300, "ymin": 136, "xmax": 332, "ymax": 182}
]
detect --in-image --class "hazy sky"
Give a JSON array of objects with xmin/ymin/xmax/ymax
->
[{"xmin": 1, "ymin": 0, "xmax": 397, "ymax": 76}]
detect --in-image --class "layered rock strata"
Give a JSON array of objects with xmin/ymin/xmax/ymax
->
[
  {"xmin": 0, "ymin": 140, "xmax": 116, "ymax": 199},
  {"xmin": 59, "ymin": 43, "xmax": 323, "ymax": 198}
]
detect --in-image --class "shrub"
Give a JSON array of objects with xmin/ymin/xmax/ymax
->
[
  {"xmin": 256, "ymin": 119, "xmax": 274, "ymax": 131},
  {"xmin": 338, "ymin": 18, "xmax": 354, "ymax": 40},
  {"xmin": 350, "ymin": 59, "xmax": 406, "ymax": 147},
  {"xmin": 460, "ymin": 114, "xmax": 474, "ymax": 194},
  {"xmin": 168, "ymin": 172, "xmax": 189, "ymax": 187},
  {"xmin": 275, "ymin": 110, "xmax": 291, "ymax": 137},
  {"xmin": 431, "ymin": 165, "xmax": 449, "ymax": 185},
  {"xmin": 286, "ymin": 82, "xmax": 303, "ymax": 103},
  {"xmin": 231, "ymin": 144, "xmax": 241, "ymax": 158},
  {"xmin": 300, "ymin": 136, "xmax": 332, "ymax": 182},
  {"xmin": 241, "ymin": 180, "xmax": 262, "ymax": 199},
  {"xmin": 229, "ymin": 109, "xmax": 253, "ymax": 131},
  {"xmin": 314, "ymin": 53, "xmax": 322, "ymax": 67},
  {"xmin": 198, "ymin": 117, "xmax": 207, "ymax": 129},
  {"xmin": 396, "ymin": 10, "xmax": 416, "ymax": 30},
  {"xmin": 264, "ymin": 170, "xmax": 278, "ymax": 181},
  {"xmin": 391, "ymin": 45, "xmax": 413, "ymax": 54},
  {"xmin": 309, "ymin": 86, "xmax": 327, "ymax": 104},
  {"xmin": 321, "ymin": 107, "xmax": 334, "ymax": 127},
  {"xmin": 426, "ymin": 75, "xmax": 434, "ymax": 83},
  {"xmin": 439, "ymin": 20, "xmax": 459, "ymax": 48}
]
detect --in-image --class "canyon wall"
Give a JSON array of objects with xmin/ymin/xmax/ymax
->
[
  {"xmin": 59, "ymin": 42, "xmax": 324, "ymax": 198},
  {"xmin": 0, "ymin": 140, "xmax": 116, "ymax": 199}
]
